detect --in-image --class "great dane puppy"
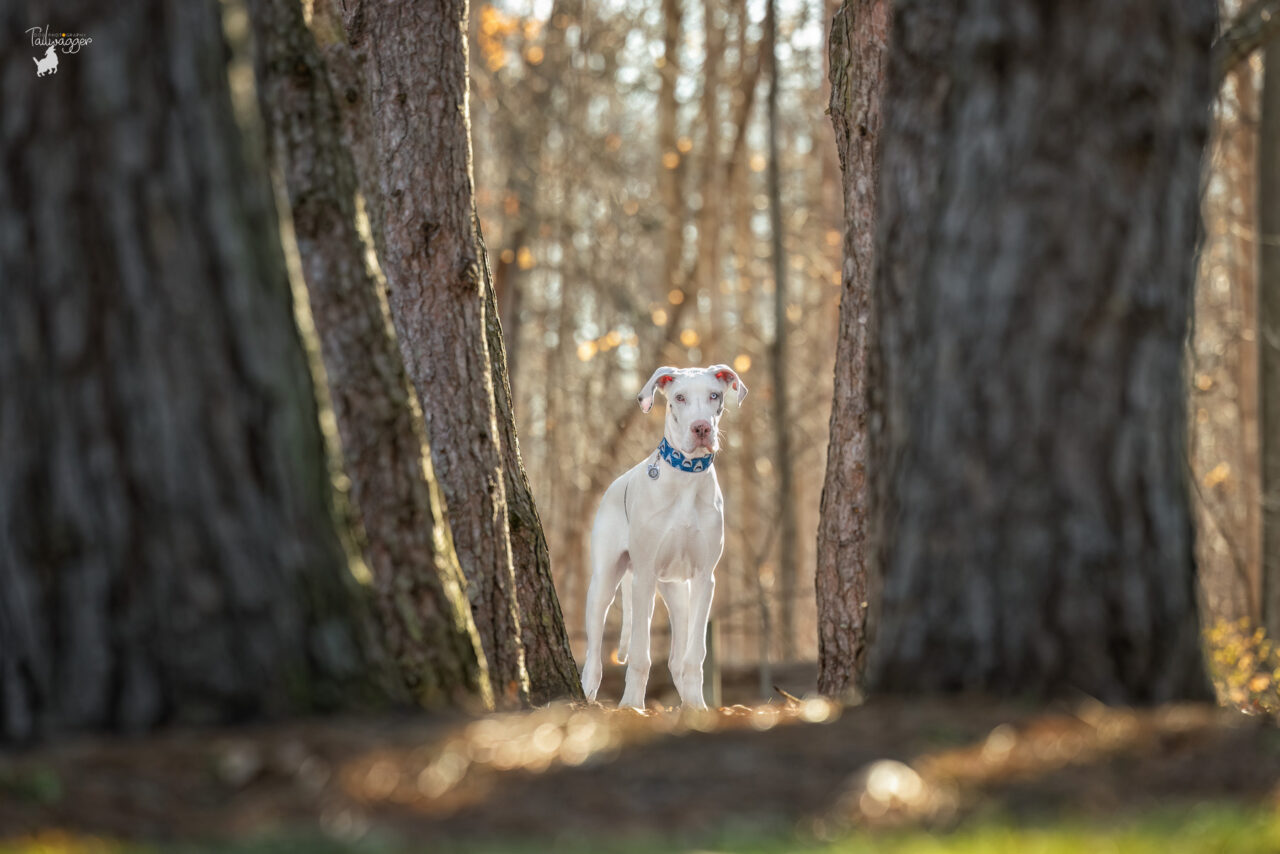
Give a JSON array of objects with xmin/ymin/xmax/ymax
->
[{"xmin": 581, "ymin": 364, "xmax": 747, "ymax": 710}]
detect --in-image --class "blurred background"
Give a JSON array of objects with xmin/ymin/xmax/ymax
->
[
  {"xmin": 467, "ymin": 0, "xmax": 842, "ymax": 680},
  {"xmin": 1194, "ymin": 0, "xmax": 1268, "ymax": 642}
]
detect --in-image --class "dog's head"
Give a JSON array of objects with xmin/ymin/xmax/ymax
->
[{"xmin": 637, "ymin": 364, "xmax": 747, "ymax": 456}]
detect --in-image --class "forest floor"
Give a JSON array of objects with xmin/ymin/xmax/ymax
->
[{"xmin": 2, "ymin": 663, "xmax": 1280, "ymax": 853}]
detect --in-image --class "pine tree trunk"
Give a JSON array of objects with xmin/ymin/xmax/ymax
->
[
  {"xmin": 867, "ymin": 0, "xmax": 1214, "ymax": 702},
  {"xmin": 341, "ymin": 0, "xmax": 528, "ymax": 705},
  {"xmin": 0, "ymin": 0, "xmax": 383, "ymax": 740},
  {"xmin": 815, "ymin": 0, "xmax": 889, "ymax": 697},
  {"xmin": 1261, "ymin": 41, "xmax": 1280, "ymax": 641},
  {"xmin": 247, "ymin": 0, "xmax": 493, "ymax": 711}
]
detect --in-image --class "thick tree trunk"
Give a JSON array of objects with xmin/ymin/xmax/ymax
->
[
  {"xmin": 0, "ymin": 0, "xmax": 383, "ymax": 740},
  {"xmin": 765, "ymin": 0, "xmax": 799, "ymax": 660},
  {"xmin": 342, "ymin": 0, "xmax": 528, "ymax": 705},
  {"xmin": 867, "ymin": 0, "xmax": 1214, "ymax": 702},
  {"xmin": 1261, "ymin": 42, "xmax": 1280, "ymax": 641},
  {"xmin": 247, "ymin": 0, "xmax": 493, "ymax": 711},
  {"xmin": 815, "ymin": 0, "xmax": 889, "ymax": 697}
]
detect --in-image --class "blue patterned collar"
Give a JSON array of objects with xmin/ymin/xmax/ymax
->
[{"xmin": 656, "ymin": 437, "xmax": 714, "ymax": 473}]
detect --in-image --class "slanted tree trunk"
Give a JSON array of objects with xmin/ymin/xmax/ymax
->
[
  {"xmin": 765, "ymin": 0, "xmax": 799, "ymax": 661},
  {"xmin": 1261, "ymin": 41, "xmax": 1280, "ymax": 641},
  {"xmin": 482, "ymin": 246, "xmax": 582, "ymax": 703},
  {"xmin": 0, "ymin": 0, "xmax": 384, "ymax": 741},
  {"xmin": 815, "ymin": 0, "xmax": 889, "ymax": 697},
  {"xmin": 247, "ymin": 0, "xmax": 493, "ymax": 710},
  {"xmin": 867, "ymin": 0, "xmax": 1214, "ymax": 702},
  {"xmin": 341, "ymin": 0, "xmax": 527, "ymax": 706}
]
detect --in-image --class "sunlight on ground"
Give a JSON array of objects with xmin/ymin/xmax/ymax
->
[{"xmin": 338, "ymin": 697, "xmax": 839, "ymax": 813}]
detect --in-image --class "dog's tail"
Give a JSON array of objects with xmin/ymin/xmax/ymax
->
[
  {"xmin": 32, "ymin": 57, "xmax": 38, "ymax": 65},
  {"xmin": 615, "ymin": 569, "xmax": 633, "ymax": 665}
]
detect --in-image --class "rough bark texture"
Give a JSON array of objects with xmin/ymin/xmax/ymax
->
[
  {"xmin": 0, "ymin": 0, "xmax": 382, "ymax": 740},
  {"xmin": 867, "ymin": 0, "xmax": 1214, "ymax": 702},
  {"xmin": 342, "ymin": 0, "xmax": 528, "ymax": 706},
  {"xmin": 815, "ymin": 0, "xmax": 889, "ymax": 697},
  {"xmin": 1261, "ymin": 42, "xmax": 1280, "ymax": 641},
  {"xmin": 247, "ymin": 0, "xmax": 493, "ymax": 711},
  {"xmin": 482, "ymin": 248, "xmax": 583, "ymax": 704},
  {"xmin": 765, "ymin": 0, "xmax": 799, "ymax": 661}
]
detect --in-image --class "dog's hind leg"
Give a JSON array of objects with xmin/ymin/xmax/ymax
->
[
  {"xmin": 581, "ymin": 549, "xmax": 627, "ymax": 702},
  {"xmin": 616, "ymin": 570, "xmax": 633, "ymax": 664}
]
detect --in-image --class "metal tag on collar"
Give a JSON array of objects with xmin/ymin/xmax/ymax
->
[{"xmin": 647, "ymin": 460, "xmax": 660, "ymax": 480}]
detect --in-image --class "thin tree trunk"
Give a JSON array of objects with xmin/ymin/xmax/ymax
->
[
  {"xmin": 765, "ymin": 0, "xmax": 798, "ymax": 661},
  {"xmin": 815, "ymin": 0, "xmax": 889, "ymax": 697},
  {"xmin": 867, "ymin": 0, "xmax": 1213, "ymax": 703},
  {"xmin": 0, "ymin": 0, "xmax": 383, "ymax": 740},
  {"xmin": 660, "ymin": 0, "xmax": 685, "ymax": 291},
  {"xmin": 1261, "ymin": 41, "xmax": 1280, "ymax": 640},
  {"xmin": 700, "ymin": 0, "xmax": 725, "ymax": 354},
  {"xmin": 342, "ymin": 0, "xmax": 528, "ymax": 706},
  {"xmin": 247, "ymin": 0, "xmax": 493, "ymax": 710}
]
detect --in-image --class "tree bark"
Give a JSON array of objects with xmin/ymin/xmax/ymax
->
[
  {"xmin": 342, "ymin": 0, "xmax": 528, "ymax": 705},
  {"xmin": 815, "ymin": 0, "xmax": 889, "ymax": 697},
  {"xmin": 765, "ymin": 0, "xmax": 799, "ymax": 661},
  {"xmin": 867, "ymin": 0, "xmax": 1214, "ymax": 702},
  {"xmin": 0, "ymin": 0, "xmax": 383, "ymax": 740},
  {"xmin": 247, "ymin": 0, "xmax": 493, "ymax": 711},
  {"xmin": 1261, "ymin": 42, "xmax": 1280, "ymax": 641}
]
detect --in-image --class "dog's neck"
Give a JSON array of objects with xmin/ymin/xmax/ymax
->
[{"xmin": 656, "ymin": 437, "xmax": 714, "ymax": 473}]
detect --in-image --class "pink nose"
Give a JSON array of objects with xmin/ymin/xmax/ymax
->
[{"xmin": 691, "ymin": 421, "xmax": 712, "ymax": 442}]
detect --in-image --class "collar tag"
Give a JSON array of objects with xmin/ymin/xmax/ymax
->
[{"xmin": 647, "ymin": 462, "xmax": 660, "ymax": 480}]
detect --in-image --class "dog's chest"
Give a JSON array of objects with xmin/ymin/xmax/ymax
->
[{"xmin": 629, "ymin": 472, "xmax": 723, "ymax": 579}]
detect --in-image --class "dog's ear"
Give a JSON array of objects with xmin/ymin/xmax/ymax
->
[
  {"xmin": 707, "ymin": 364, "xmax": 748, "ymax": 407},
  {"xmin": 637, "ymin": 366, "xmax": 679, "ymax": 413}
]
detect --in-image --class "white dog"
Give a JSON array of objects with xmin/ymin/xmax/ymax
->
[
  {"xmin": 34, "ymin": 46, "xmax": 58, "ymax": 77},
  {"xmin": 581, "ymin": 364, "xmax": 747, "ymax": 710}
]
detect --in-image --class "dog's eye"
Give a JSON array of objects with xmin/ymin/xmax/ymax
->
[
  {"xmin": 710, "ymin": 392, "xmax": 719, "ymax": 401},
  {"xmin": 675, "ymin": 394, "xmax": 685, "ymax": 403}
]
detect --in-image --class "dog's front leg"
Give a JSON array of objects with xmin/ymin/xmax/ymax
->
[
  {"xmin": 618, "ymin": 566, "xmax": 658, "ymax": 710},
  {"xmin": 680, "ymin": 572, "xmax": 716, "ymax": 710}
]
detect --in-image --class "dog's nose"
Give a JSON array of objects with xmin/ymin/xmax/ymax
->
[{"xmin": 691, "ymin": 421, "xmax": 712, "ymax": 441}]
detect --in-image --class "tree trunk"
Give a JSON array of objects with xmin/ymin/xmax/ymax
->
[
  {"xmin": 765, "ymin": 0, "xmax": 799, "ymax": 661},
  {"xmin": 659, "ymin": 0, "xmax": 685, "ymax": 291},
  {"xmin": 867, "ymin": 0, "xmax": 1214, "ymax": 702},
  {"xmin": 247, "ymin": 0, "xmax": 493, "ymax": 711},
  {"xmin": 1261, "ymin": 41, "xmax": 1280, "ymax": 641},
  {"xmin": 815, "ymin": 0, "xmax": 889, "ymax": 697},
  {"xmin": 341, "ymin": 0, "xmax": 528, "ymax": 706},
  {"xmin": 0, "ymin": 0, "xmax": 383, "ymax": 740},
  {"xmin": 481, "ymin": 238, "xmax": 583, "ymax": 703}
]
